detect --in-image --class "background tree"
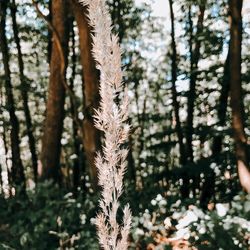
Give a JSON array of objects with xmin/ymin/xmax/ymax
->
[
  {"xmin": 0, "ymin": 1, "xmax": 26, "ymax": 189},
  {"xmin": 40, "ymin": 0, "xmax": 70, "ymax": 182},
  {"xmin": 229, "ymin": 0, "xmax": 250, "ymax": 193}
]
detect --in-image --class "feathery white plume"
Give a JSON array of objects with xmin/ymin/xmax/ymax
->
[{"xmin": 78, "ymin": 0, "xmax": 132, "ymax": 249}]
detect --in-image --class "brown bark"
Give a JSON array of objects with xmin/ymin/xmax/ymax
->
[
  {"xmin": 41, "ymin": 0, "xmax": 70, "ymax": 182},
  {"xmin": 229, "ymin": 0, "xmax": 250, "ymax": 193},
  {"xmin": 10, "ymin": 0, "xmax": 38, "ymax": 183},
  {"xmin": 71, "ymin": 0, "xmax": 101, "ymax": 189},
  {"xmin": 0, "ymin": 1, "xmax": 26, "ymax": 189}
]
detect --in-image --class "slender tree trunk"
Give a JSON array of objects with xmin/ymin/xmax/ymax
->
[
  {"xmin": 169, "ymin": 0, "xmax": 189, "ymax": 198},
  {"xmin": 10, "ymin": 0, "xmax": 38, "ymax": 183},
  {"xmin": 41, "ymin": 0, "xmax": 70, "ymax": 182},
  {"xmin": 183, "ymin": 2, "xmax": 206, "ymax": 198},
  {"xmin": 229, "ymin": 0, "xmax": 250, "ymax": 193},
  {"xmin": 71, "ymin": 0, "xmax": 101, "ymax": 189},
  {"xmin": 0, "ymin": 1, "xmax": 26, "ymax": 189},
  {"xmin": 169, "ymin": 0, "xmax": 186, "ymax": 166},
  {"xmin": 186, "ymin": 2, "xmax": 206, "ymax": 163}
]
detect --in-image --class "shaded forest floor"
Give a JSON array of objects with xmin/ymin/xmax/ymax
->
[{"xmin": 0, "ymin": 182, "xmax": 250, "ymax": 249}]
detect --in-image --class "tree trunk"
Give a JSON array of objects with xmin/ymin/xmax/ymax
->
[
  {"xmin": 186, "ymin": 2, "xmax": 206, "ymax": 163},
  {"xmin": 41, "ymin": 0, "xmax": 70, "ymax": 182},
  {"xmin": 229, "ymin": 0, "xmax": 250, "ymax": 193},
  {"xmin": 71, "ymin": 0, "xmax": 101, "ymax": 189},
  {"xmin": 183, "ymin": 2, "xmax": 206, "ymax": 199},
  {"xmin": 10, "ymin": 0, "xmax": 38, "ymax": 183},
  {"xmin": 0, "ymin": 1, "xmax": 26, "ymax": 189},
  {"xmin": 169, "ymin": 0, "xmax": 186, "ymax": 166},
  {"xmin": 169, "ymin": 0, "xmax": 189, "ymax": 198}
]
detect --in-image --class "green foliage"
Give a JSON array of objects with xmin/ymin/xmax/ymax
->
[
  {"xmin": 129, "ymin": 192, "xmax": 250, "ymax": 249},
  {"xmin": 0, "ymin": 182, "xmax": 98, "ymax": 249}
]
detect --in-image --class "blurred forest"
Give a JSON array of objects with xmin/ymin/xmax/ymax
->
[{"xmin": 0, "ymin": 0, "xmax": 250, "ymax": 249}]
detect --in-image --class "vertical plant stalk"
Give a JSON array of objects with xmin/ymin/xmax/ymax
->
[{"xmin": 79, "ymin": 0, "xmax": 132, "ymax": 249}]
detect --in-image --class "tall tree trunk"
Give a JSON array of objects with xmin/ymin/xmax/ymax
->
[
  {"xmin": 10, "ymin": 0, "xmax": 38, "ymax": 183},
  {"xmin": 71, "ymin": 0, "xmax": 101, "ymax": 189},
  {"xmin": 229, "ymin": 0, "xmax": 250, "ymax": 193},
  {"xmin": 0, "ymin": 1, "xmax": 26, "ymax": 189},
  {"xmin": 183, "ymin": 2, "xmax": 206, "ymax": 198},
  {"xmin": 169, "ymin": 0, "xmax": 189, "ymax": 198},
  {"xmin": 41, "ymin": 0, "xmax": 70, "ymax": 182},
  {"xmin": 169, "ymin": 0, "xmax": 186, "ymax": 165},
  {"xmin": 186, "ymin": 2, "xmax": 206, "ymax": 163}
]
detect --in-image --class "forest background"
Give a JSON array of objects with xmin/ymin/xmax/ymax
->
[{"xmin": 0, "ymin": 0, "xmax": 250, "ymax": 249}]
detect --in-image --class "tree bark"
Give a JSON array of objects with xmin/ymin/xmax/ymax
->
[
  {"xmin": 71, "ymin": 0, "xmax": 101, "ymax": 189},
  {"xmin": 229, "ymin": 0, "xmax": 250, "ymax": 193},
  {"xmin": 41, "ymin": 0, "xmax": 70, "ymax": 182},
  {"xmin": 0, "ymin": 1, "xmax": 26, "ymax": 189},
  {"xmin": 10, "ymin": 0, "xmax": 38, "ymax": 183}
]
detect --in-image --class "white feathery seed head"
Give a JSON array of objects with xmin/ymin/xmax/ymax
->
[{"xmin": 78, "ymin": 0, "xmax": 132, "ymax": 249}]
